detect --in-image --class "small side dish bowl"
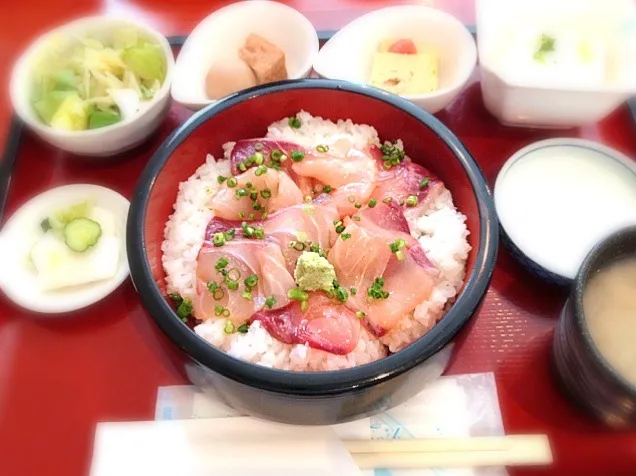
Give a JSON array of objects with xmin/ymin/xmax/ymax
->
[
  {"xmin": 313, "ymin": 6, "xmax": 477, "ymax": 114},
  {"xmin": 171, "ymin": 1, "xmax": 319, "ymax": 111},
  {"xmin": 10, "ymin": 15, "xmax": 174, "ymax": 157},
  {"xmin": 553, "ymin": 225, "xmax": 636, "ymax": 428},
  {"xmin": 494, "ymin": 138, "xmax": 636, "ymax": 285},
  {"xmin": 477, "ymin": 0, "xmax": 636, "ymax": 128},
  {"xmin": 0, "ymin": 184, "xmax": 130, "ymax": 314},
  {"xmin": 127, "ymin": 79, "xmax": 498, "ymax": 424}
]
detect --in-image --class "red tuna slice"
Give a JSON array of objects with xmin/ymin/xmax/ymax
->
[
  {"xmin": 194, "ymin": 240, "xmax": 295, "ymax": 323},
  {"xmin": 251, "ymin": 293, "xmax": 361, "ymax": 355},
  {"xmin": 230, "ymin": 138, "xmax": 314, "ymax": 196}
]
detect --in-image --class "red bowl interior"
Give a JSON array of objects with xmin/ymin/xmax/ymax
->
[{"xmin": 145, "ymin": 88, "xmax": 480, "ymax": 297}]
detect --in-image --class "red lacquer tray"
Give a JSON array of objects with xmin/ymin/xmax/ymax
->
[{"xmin": 2, "ymin": 32, "xmax": 636, "ymax": 476}]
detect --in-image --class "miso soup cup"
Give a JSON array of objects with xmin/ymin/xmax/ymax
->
[{"xmin": 553, "ymin": 225, "xmax": 636, "ymax": 428}]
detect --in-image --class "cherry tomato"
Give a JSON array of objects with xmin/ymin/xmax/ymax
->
[{"xmin": 388, "ymin": 39, "xmax": 417, "ymax": 55}]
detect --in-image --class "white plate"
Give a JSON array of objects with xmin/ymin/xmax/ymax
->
[
  {"xmin": 0, "ymin": 184, "xmax": 130, "ymax": 314},
  {"xmin": 313, "ymin": 5, "xmax": 477, "ymax": 114},
  {"xmin": 171, "ymin": 1, "xmax": 319, "ymax": 110}
]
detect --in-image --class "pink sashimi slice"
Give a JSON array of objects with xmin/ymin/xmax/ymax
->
[
  {"xmin": 209, "ymin": 168, "xmax": 304, "ymax": 220},
  {"xmin": 262, "ymin": 202, "xmax": 340, "ymax": 271},
  {"xmin": 194, "ymin": 240, "xmax": 295, "ymax": 323},
  {"xmin": 230, "ymin": 138, "xmax": 314, "ymax": 196},
  {"xmin": 251, "ymin": 293, "xmax": 361, "ymax": 355},
  {"xmin": 328, "ymin": 215, "xmax": 439, "ymax": 337},
  {"xmin": 292, "ymin": 147, "xmax": 377, "ymax": 215}
]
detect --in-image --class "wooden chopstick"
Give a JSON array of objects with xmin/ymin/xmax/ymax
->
[{"xmin": 344, "ymin": 435, "xmax": 552, "ymax": 469}]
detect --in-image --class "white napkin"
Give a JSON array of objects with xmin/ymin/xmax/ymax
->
[{"xmin": 91, "ymin": 417, "xmax": 364, "ymax": 476}]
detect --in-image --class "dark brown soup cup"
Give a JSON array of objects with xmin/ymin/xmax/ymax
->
[{"xmin": 553, "ymin": 225, "xmax": 636, "ymax": 428}]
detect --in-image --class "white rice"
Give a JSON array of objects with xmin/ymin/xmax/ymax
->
[{"xmin": 161, "ymin": 111, "xmax": 470, "ymax": 371}]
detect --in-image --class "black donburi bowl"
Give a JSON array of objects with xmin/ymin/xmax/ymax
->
[
  {"xmin": 553, "ymin": 225, "xmax": 636, "ymax": 428},
  {"xmin": 127, "ymin": 79, "xmax": 498, "ymax": 425}
]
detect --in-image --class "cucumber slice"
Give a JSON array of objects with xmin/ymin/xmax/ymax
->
[{"xmin": 63, "ymin": 218, "xmax": 102, "ymax": 252}]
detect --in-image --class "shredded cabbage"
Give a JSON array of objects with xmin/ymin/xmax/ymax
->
[{"xmin": 31, "ymin": 29, "xmax": 166, "ymax": 131}]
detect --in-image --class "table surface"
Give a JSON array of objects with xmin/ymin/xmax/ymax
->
[{"xmin": 2, "ymin": 1, "xmax": 636, "ymax": 475}]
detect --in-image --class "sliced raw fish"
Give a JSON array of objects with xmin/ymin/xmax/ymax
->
[
  {"xmin": 262, "ymin": 202, "xmax": 340, "ymax": 271},
  {"xmin": 230, "ymin": 138, "xmax": 314, "ymax": 195},
  {"xmin": 204, "ymin": 203, "xmax": 340, "ymax": 271},
  {"xmin": 209, "ymin": 167, "xmax": 303, "ymax": 220},
  {"xmin": 328, "ymin": 217, "xmax": 438, "ymax": 337},
  {"xmin": 194, "ymin": 240, "xmax": 295, "ymax": 323},
  {"xmin": 251, "ymin": 293, "xmax": 361, "ymax": 355},
  {"xmin": 292, "ymin": 147, "xmax": 377, "ymax": 215}
]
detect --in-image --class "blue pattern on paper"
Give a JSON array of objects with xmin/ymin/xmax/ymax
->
[{"xmin": 371, "ymin": 412, "xmax": 416, "ymax": 476}]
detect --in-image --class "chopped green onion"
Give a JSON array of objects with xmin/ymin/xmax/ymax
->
[
  {"xmin": 254, "ymin": 142, "xmax": 264, "ymax": 151},
  {"xmin": 353, "ymin": 216, "xmax": 361, "ymax": 222},
  {"xmin": 244, "ymin": 274, "xmax": 258, "ymax": 288},
  {"xmin": 316, "ymin": 144, "xmax": 329, "ymax": 153},
  {"xmin": 235, "ymin": 188, "xmax": 248, "ymax": 199},
  {"xmin": 225, "ymin": 229, "xmax": 236, "ymax": 240},
  {"xmin": 350, "ymin": 287, "xmax": 357, "ymax": 295},
  {"xmin": 213, "ymin": 287, "xmax": 224, "ymax": 300},
  {"xmin": 222, "ymin": 308, "xmax": 231, "ymax": 317},
  {"xmin": 288, "ymin": 287, "xmax": 309, "ymax": 301},
  {"xmin": 249, "ymin": 191, "xmax": 258, "ymax": 201},
  {"xmin": 260, "ymin": 188, "xmax": 272, "ymax": 199},
  {"xmin": 290, "ymin": 240, "xmax": 306, "ymax": 251},
  {"xmin": 380, "ymin": 142, "xmax": 406, "ymax": 170},
  {"xmin": 348, "ymin": 195, "xmax": 356, "ymax": 203},
  {"xmin": 419, "ymin": 178, "xmax": 430, "ymax": 190},
  {"xmin": 288, "ymin": 117, "xmax": 301, "ymax": 129},
  {"xmin": 241, "ymin": 290, "xmax": 253, "ymax": 300},
  {"xmin": 300, "ymin": 300, "xmax": 309, "ymax": 312},
  {"xmin": 341, "ymin": 233, "xmax": 352, "ymax": 241},
  {"xmin": 212, "ymin": 232, "xmax": 226, "ymax": 247},
  {"xmin": 253, "ymin": 152, "xmax": 265, "ymax": 165},
  {"xmin": 215, "ymin": 257, "xmax": 229, "ymax": 271},
  {"xmin": 270, "ymin": 149, "xmax": 282, "ymax": 162},
  {"xmin": 238, "ymin": 211, "xmax": 245, "ymax": 219},
  {"xmin": 395, "ymin": 250, "xmax": 406, "ymax": 261},
  {"xmin": 389, "ymin": 239, "xmax": 407, "ymax": 253},
  {"xmin": 224, "ymin": 320, "xmax": 235, "ymax": 334},
  {"xmin": 382, "ymin": 197, "xmax": 393, "ymax": 204},
  {"xmin": 217, "ymin": 175, "xmax": 227, "ymax": 184},
  {"xmin": 368, "ymin": 198, "xmax": 377, "ymax": 208},
  {"xmin": 252, "ymin": 202, "xmax": 262, "ymax": 211},
  {"xmin": 168, "ymin": 293, "xmax": 182, "ymax": 304},
  {"xmin": 238, "ymin": 162, "xmax": 247, "ymax": 172},
  {"xmin": 227, "ymin": 268, "xmax": 241, "ymax": 281},
  {"xmin": 246, "ymin": 182, "xmax": 253, "ymax": 189},
  {"xmin": 227, "ymin": 280, "xmax": 239, "ymax": 291},
  {"xmin": 226, "ymin": 177, "xmax": 238, "ymax": 188},
  {"xmin": 176, "ymin": 298, "xmax": 192, "ymax": 321},
  {"xmin": 323, "ymin": 185, "xmax": 332, "ymax": 194},
  {"xmin": 354, "ymin": 203, "xmax": 362, "ymax": 209},
  {"xmin": 265, "ymin": 296, "xmax": 276, "ymax": 309},
  {"xmin": 356, "ymin": 311, "xmax": 366, "ymax": 318},
  {"xmin": 249, "ymin": 213, "xmax": 256, "ymax": 221},
  {"xmin": 335, "ymin": 224, "xmax": 345, "ymax": 234},
  {"xmin": 291, "ymin": 150, "xmax": 305, "ymax": 162},
  {"xmin": 254, "ymin": 165, "xmax": 268, "ymax": 176},
  {"xmin": 367, "ymin": 277, "xmax": 390, "ymax": 300},
  {"xmin": 254, "ymin": 228, "xmax": 265, "ymax": 239},
  {"xmin": 334, "ymin": 286, "xmax": 349, "ymax": 303},
  {"xmin": 406, "ymin": 195, "xmax": 418, "ymax": 207},
  {"xmin": 237, "ymin": 323, "xmax": 250, "ymax": 334},
  {"xmin": 207, "ymin": 281, "xmax": 219, "ymax": 293},
  {"xmin": 215, "ymin": 305, "xmax": 224, "ymax": 316}
]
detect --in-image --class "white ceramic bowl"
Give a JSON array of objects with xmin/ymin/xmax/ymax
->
[
  {"xmin": 0, "ymin": 184, "xmax": 130, "ymax": 314},
  {"xmin": 477, "ymin": 0, "xmax": 636, "ymax": 128},
  {"xmin": 171, "ymin": 1, "xmax": 319, "ymax": 111},
  {"xmin": 312, "ymin": 6, "xmax": 477, "ymax": 114},
  {"xmin": 10, "ymin": 16, "xmax": 175, "ymax": 157}
]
